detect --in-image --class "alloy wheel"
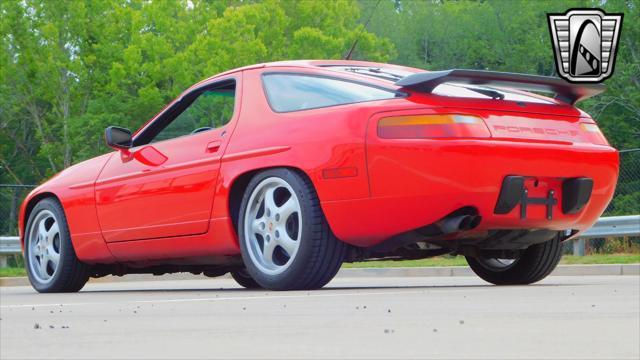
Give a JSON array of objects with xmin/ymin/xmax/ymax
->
[
  {"xmin": 27, "ymin": 210, "xmax": 61, "ymax": 283},
  {"xmin": 476, "ymin": 257, "xmax": 518, "ymax": 271},
  {"xmin": 243, "ymin": 177, "xmax": 302, "ymax": 276}
]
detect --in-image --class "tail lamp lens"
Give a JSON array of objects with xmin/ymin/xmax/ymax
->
[
  {"xmin": 378, "ymin": 114, "xmax": 490, "ymax": 139},
  {"xmin": 580, "ymin": 122, "xmax": 609, "ymax": 146}
]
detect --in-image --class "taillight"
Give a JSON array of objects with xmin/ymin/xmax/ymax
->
[
  {"xmin": 580, "ymin": 122, "xmax": 609, "ymax": 145},
  {"xmin": 378, "ymin": 114, "xmax": 490, "ymax": 139}
]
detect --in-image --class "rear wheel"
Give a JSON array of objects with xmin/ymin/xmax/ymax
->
[
  {"xmin": 231, "ymin": 269, "xmax": 261, "ymax": 289},
  {"xmin": 238, "ymin": 168, "xmax": 346, "ymax": 291},
  {"xmin": 24, "ymin": 198, "xmax": 90, "ymax": 293},
  {"xmin": 466, "ymin": 234, "xmax": 563, "ymax": 285}
]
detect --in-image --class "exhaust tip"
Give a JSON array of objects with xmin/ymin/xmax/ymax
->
[
  {"xmin": 468, "ymin": 215, "xmax": 481, "ymax": 230},
  {"xmin": 436, "ymin": 211, "xmax": 481, "ymax": 234},
  {"xmin": 458, "ymin": 215, "xmax": 473, "ymax": 230}
]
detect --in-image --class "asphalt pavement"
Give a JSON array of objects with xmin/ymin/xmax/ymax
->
[{"xmin": 1, "ymin": 275, "xmax": 639, "ymax": 359}]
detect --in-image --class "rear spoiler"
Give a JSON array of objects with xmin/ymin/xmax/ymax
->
[{"xmin": 394, "ymin": 69, "xmax": 605, "ymax": 105}]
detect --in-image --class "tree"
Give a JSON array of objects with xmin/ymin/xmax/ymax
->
[
  {"xmin": 1, "ymin": 0, "xmax": 638, "ymax": 216},
  {"xmin": 361, "ymin": 0, "xmax": 638, "ymax": 151},
  {"xmin": 0, "ymin": 0, "xmax": 393, "ymax": 185}
]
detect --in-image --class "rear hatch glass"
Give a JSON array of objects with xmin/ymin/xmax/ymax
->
[
  {"xmin": 327, "ymin": 66, "xmax": 596, "ymax": 143},
  {"xmin": 325, "ymin": 66, "xmax": 559, "ymax": 106},
  {"xmin": 434, "ymin": 83, "xmax": 555, "ymax": 104}
]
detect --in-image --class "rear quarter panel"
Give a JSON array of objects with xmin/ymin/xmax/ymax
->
[{"xmin": 212, "ymin": 67, "xmax": 402, "ymax": 234}]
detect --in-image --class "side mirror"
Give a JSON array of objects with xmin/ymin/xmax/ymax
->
[{"xmin": 105, "ymin": 126, "xmax": 132, "ymax": 150}]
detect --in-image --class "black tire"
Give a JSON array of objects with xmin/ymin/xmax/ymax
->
[
  {"xmin": 24, "ymin": 198, "xmax": 90, "ymax": 293},
  {"xmin": 238, "ymin": 168, "xmax": 347, "ymax": 291},
  {"xmin": 466, "ymin": 234, "xmax": 563, "ymax": 285},
  {"xmin": 231, "ymin": 269, "xmax": 261, "ymax": 289}
]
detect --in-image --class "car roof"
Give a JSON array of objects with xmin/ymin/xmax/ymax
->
[
  {"xmin": 193, "ymin": 60, "xmax": 422, "ymax": 86},
  {"xmin": 264, "ymin": 60, "xmax": 423, "ymax": 73},
  {"xmin": 191, "ymin": 60, "xmax": 569, "ymax": 108}
]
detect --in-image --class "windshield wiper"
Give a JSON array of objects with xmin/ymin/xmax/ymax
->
[
  {"xmin": 343, "ymin": 67, "xmax": 404, "ymax": 82},
  {"xmin": 465, "ymin": 86, "xmax": 505, "ymax": 100}
]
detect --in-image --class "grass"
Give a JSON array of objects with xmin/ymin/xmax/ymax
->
[
  {"xmin": 344, "ymin": 253, "xmax": 640, "ymax": 268},
  {"xmin": 560, "ymin": 254, "xmax": 640, "ymax": 265},
  {"xmin": 0, "ymin": 267, "xmax": 27, "ymax": 277},
  {"xmin": 0, "ymin": 254, "xmax": 638, "ymax": 277}
]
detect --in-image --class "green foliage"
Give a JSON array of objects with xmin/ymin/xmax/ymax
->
[
  {"xmin": 154, "ymin": 89, "xmax": 236, "ymax": 142},
  {"xmin": 608, "ymin": 192, "xmax": 640, "ymax": 215},
  {"xmin": 1, "ymin": 0, "xmax": 638, "ymax": 217},
  {"xmin": 1, "ymin": 0, "xmax": 392, "ymax": 184},
  {"xmin": 361, "ymin": 0, "xmax": 638, "ymax": 150},
  {"xmin": 587, "ymin": 237, "xmax": 640, "ymax": 254}
]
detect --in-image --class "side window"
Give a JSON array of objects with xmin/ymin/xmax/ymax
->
[
  {"xmin": 262, "ymin": 74, "xmax": 400, "ymax": 112},
  {"xmin": 150, "ymin": 83, "xmax": 236, "ymax": 143}
]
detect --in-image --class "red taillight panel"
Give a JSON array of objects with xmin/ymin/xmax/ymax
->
[
  {"xmin": 376, "ymin": 110, "xmax": 610, "ymax": 146},
  {"xmin": 579, "ymin": 122, "xmax": 610, "ymax": 146},
  {"xmin": 378, "ymin": 114, "xmax": 491, "ymax": 139}
]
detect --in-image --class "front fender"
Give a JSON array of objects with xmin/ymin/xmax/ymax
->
[{"xmin": 19, "ymin": 153, "xmax": 117, "ymax": 263}]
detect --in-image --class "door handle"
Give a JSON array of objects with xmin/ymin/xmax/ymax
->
[{"xmin": 206, "ymin": 140, "xmax": 222, "ymax": 153}]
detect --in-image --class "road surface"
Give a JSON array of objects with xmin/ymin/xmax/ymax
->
[{"xmin": 1, "ymin": 275, "xmax": 639, "ymax": 359}]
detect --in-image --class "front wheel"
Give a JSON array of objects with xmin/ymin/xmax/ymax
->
[
  {"xmin": 466, "ymin": 234, "xmax": 563, "ymax": 285},
  {"xmin": 238, "ymin": 168, "xmax": 347, "ymax": 291},
  {"xmin": 24, "ymin": 198, "xmax": 90, "ymax": 293}
]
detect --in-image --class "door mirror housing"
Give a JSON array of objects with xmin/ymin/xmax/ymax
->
[{"xmin": 105, "ymin": 126, "xmax": 132, "ymax": 150}]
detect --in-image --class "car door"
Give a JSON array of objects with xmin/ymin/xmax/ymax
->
[{"xmin": 95, "ymin": 77, "xmax": 240, "ymax": 242}]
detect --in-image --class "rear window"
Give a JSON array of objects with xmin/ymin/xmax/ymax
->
[
  {"xmin": 262, "ymin": 73, "xmax": 401, "ymax": 113},
  {"xmin": 433, "ymin": 83, "xmax": 554, "ymax": 104},
  {"xmin": 325, "ymin": 65, "xmax": 554, "ymax": 104}
]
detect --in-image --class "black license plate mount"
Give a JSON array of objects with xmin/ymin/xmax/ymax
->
[{"xmin": 520, "ymin": 188, "xmax": 558, "ymax": 220}]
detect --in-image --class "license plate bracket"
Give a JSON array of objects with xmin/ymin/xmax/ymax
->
[{"xmin": 520, "ymin": 189, "xmax": 557, "ymax": 220}]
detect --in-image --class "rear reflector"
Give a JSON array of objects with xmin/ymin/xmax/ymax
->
[
  {"xmin": 579, "ymin": 122, "xmax": 609, "ymax": 146},
  {"xmin": 322, "ymin": 167, "xmax": 358, "ymax": 179},
  {"xmin": 378, "ymin": 114, "xmax": 490, "ymax": 139}
]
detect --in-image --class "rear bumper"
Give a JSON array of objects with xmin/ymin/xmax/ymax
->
[
  {"xmin": 321, "ymin": 139, "xmax": 618, "ymax": 247},
  {"xmin": 494, "ymin": 175, "xmax": 594, "ymax": 219}
]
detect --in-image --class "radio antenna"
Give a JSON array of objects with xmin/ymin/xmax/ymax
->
[{"xmin": 344, "ymin": 0, "xmax": 382, "ymax": 60}]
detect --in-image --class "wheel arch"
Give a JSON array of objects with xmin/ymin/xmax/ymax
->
[
  {"xmin": 21, "ymin": 192, "xmax": 61, "ymax": 247},
  {"xmin": 227, "ymin": 166, "xmax": 316, "ymax": 236}
]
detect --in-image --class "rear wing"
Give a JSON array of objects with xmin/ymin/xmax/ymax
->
[{"xmin": 394, "ymin": 69, "xmax": 605, "ymax": 105}]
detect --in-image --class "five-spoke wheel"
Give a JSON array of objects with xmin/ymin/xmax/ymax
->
[
  {"xmin": 244, "ymin": 177, "xmax": 302, "ymax": 276},
  {"xmin": 27, "ymin": 210, "xmax": 61, "ymax": 283},
  {"xmin": 238, "ymin": 168, "xmax": 346, "ymax": 290},
  {"xmin": 24, "ymin": 198, "xmax": 89, "ymax": 293}
]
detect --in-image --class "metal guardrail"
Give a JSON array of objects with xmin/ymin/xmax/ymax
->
[
  {"xmin": 578, "ymin": 215, "xmax": 640, "ymax": 238},
  {"xmin": 1, "ymin": 216, "xmax": 638, "ymax": 266},
  {"xmin": 0, "ymin": 236, "xmax": 21, "ymax": 267},
  {"xmin": 570, "ymin": 215, "xmax": 640, "ymax": 256},
  {"xmin": 0, "ymin": 236, "xmax": 20, "ymax": 255}
]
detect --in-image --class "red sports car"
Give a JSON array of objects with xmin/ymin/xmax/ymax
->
[{"xmin": 19, "ymin": 60, "xmax": 618, "ymax": 292}]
